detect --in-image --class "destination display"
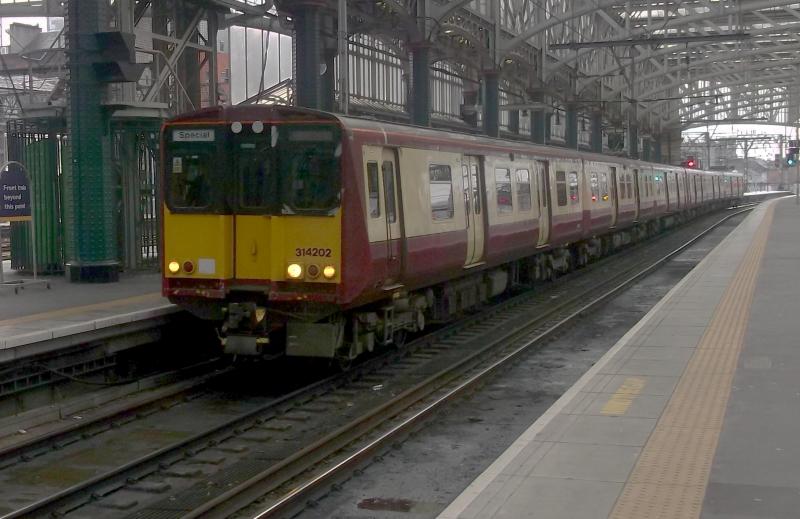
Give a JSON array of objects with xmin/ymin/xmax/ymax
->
[{"xmin": 0, "ymin": 168, "xmax": 31, "ymax": 222}]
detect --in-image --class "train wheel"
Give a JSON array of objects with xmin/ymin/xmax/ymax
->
[
  {"xmin": 335, "ymin": 354, "xmax": 353, "ymax": 372},
  {"xmin": 393, "ymin": 329, "xmax": 408, "ymax": 350}
]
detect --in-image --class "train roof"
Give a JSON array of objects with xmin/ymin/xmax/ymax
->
[{"xmin": 165, "ymin": 105, "xmax": 742, "ymax": 178}]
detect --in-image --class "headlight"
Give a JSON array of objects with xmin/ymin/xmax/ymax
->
[
  {"xmin": 168, "ymin": 261, "xmax": 180, "ymax": 274},
  {"xmin": 287, "ymin": 263, "xmax": 303, "ymax": 279},
  {"xmin": 323, "ymin": 265, "xmax": 336, "ymax": 279}
]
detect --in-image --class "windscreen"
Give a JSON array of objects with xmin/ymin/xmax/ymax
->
[{"xmin": 165, "ymin": 122, "xmax": 342, "ymax": 216}]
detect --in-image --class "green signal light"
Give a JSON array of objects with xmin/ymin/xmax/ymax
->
[{"xmin": 787, "ymin": 157, "xmax": 797, "ymax": 166}]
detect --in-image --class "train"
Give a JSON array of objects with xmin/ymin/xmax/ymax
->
[{"xmin": 161, "ymin": 105, "xmax": 743, "ymax": 363}]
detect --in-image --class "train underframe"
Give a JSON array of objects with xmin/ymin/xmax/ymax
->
[{"xmin": 191, "ymin": 203, "xmax": 727, "ymax": 364}]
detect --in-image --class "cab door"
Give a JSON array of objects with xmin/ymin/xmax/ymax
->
[
  {"xmin": 462, "ymin": 155, "xmax": 485, "ymax": 266},
  {"xmin": 536, "ymin": 160, "xmax": 551, "ymax": 245}
]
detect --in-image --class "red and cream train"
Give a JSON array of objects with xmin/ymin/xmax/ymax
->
[{"xmin": 161, "ymin": 105, "xmax": 743, "ymax": 361}]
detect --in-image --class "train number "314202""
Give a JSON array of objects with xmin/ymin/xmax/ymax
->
[{"xmin": 295, "ymin": 247, "xmax": 333, "ymax": 257}]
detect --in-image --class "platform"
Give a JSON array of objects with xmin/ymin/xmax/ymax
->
[
  {"xmin": 0, "ymin": 265, "xmax": 177, "ymax": 362},
  {"xmin": 439, "ymin": 196, "xmax": 800, "ymax": 519}
]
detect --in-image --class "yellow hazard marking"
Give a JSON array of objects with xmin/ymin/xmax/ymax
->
[
  {"xmin": 0, "ymin": 292, "xmax": 166, "ymax": 327},
  {"xmin": 610, "ymin": 202, "xmax": 776, "ymax": 519},
  {"xmin": 601, "ymin": 377, "xmax": 647, "ymax": 415}
]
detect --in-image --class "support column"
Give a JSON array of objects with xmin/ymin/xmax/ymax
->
[
  {"xmin": 410, "ymin": 43, "xmax": 431, "ymax": 126},
  {"xmin": 176, "ymin": 1, "xmax": 201, "ymax": 112},
  {"xmin": 508, "ymin": 109, "xmax": 520, "ymax": 135},
  {"xmin": 320, "ymin": 48, "xmax": 336, "ymax": 112},
  {"xmin": 208, "ymin": 10, "xmax": 218, "ymax": 106},
  {"xmin": 64, "ymin": 0, "xmax": 119, "ymax": 282},
  {"xmin": 292, "ymin": 2, "xmax": 324, "ymax": 109},
  {"xmin": 565, "ymin": 104, "xmax": 578, "ymax": 149},
  {"xmin": 642, "ymin": 137, "xmax": 651, "ymax": 161},
  {"xmin": 532, "ymin": 110, "xmax": 546, "ymax": 144},
  {"xmin": 653, "ymin": 135, "xmax": 662, "ymax": 163},
  {"xmin": 591, "ymin": 111, "xmax": 603, "ymax": 153},
  {"xmin": 483, "ymin": 70, "xmax": 500, "ymax": 137},
  {"xmin": 628, "ymin": 123, "xmax": 639, "ymax": 159}
]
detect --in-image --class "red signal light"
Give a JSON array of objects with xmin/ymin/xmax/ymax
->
[{"xmin": 687, "ymin": 159, "xmax": 696, "ymax": 168}]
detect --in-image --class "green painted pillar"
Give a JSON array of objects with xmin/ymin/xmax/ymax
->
[
  {"xmin": 410, "ymin": 43, "xmax": 431, "ymax": 126},
  {"xmin": 565, "ymin": 104, "xmax": 578, "ymax": 149},
  {"xmin": 642, "ymin": 138, "xmax": 651, "ymax": 161},
  {"xmin": 483, "ymin": 70, "xmax": 500, "ymax": 137},
  {"xmin": 591, "ymin": 111, "xmax": 603, "ymax": 153},
  {"xmin": 64, "ymin": 0, "xmax": 119, "ymax": 282},
  {"xmin": 292, "ymin": 2, "xmax": 324, "ymax": 109}
]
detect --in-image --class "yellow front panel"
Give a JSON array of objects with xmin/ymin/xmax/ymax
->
[
  {"xmin": 163, "ymin": 207, "xmax": 234, "ymax": 279},
  {"xmin": 235, "ymin": 213, "xmax": 342, "ymax": 283}
]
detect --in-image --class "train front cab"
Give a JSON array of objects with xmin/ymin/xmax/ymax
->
[{"xmin": 161, "ymin": 110, "xmax": 346, "ymax": 356}]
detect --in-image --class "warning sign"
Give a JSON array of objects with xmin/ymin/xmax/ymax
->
[{"xmin": 0, "ymin": 168, "xmax": 31, "ymax": 222}]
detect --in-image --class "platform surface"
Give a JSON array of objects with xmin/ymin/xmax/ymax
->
[
  {"xmin": 0, "ymin": 265, "xmax": 175, "ymax": 355},
  {"xmin": 439, "ymin": 196, "xmax": 800, "ymax": 519}
]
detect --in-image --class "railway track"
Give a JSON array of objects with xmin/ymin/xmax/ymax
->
[{"xmin": 0, "ymin": 206, "xmax": 754, "ymax": 519}]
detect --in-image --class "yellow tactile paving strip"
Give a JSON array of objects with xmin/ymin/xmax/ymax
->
[
  {"xmin": 0, "ymin": 292, "xmax": 165, "ymax": 327},
  {"xmin": 610, "ymin": 203, "xmax": 776, "ymax": 519}
]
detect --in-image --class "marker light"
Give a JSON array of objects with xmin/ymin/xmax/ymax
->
[
  {"xmin": 287, "ymin": 263, "xmax": 303, "ymax": 279},
  {"xmin": 307, "ymin": 264, "xmax": 320, "ymax": 279},
  {"xmin": 183, "ymin": 261, "xmax": 195, "ymax": 273},
  {"xmin": 168, "ymin": 261, "xmax": 180, "ymax": 274},
  {"xmin": 231, "ymin": 121, "xmax": 243, "ymax": 134},
  {"xmin": 252, "ymin": 121, "xmax": 264, "ymax": 133},
  {"xmin": 323, "ymin": 266, "xmax": 336, "ymax": 279}
]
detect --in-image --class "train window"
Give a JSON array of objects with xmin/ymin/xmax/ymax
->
[
  {"xmin": 169, "ymin": 152, "xmax": 212, "ymax": 209},
  {"xmin": 282, "ymin": 126, "xmax": 342, "ymax": 213},
  {"xmin": 599, "ymin": 172, "xmax": 609, "ymax": 201},
  {"xmin": 556, "ymin": 170, "xmax": 567, "ymax": 206},
  {"xmin": 471, "ymin": 164, "xmax": 482, "ymax": 214},
  {"xmin": 590, "ymin": 173, "xmax": 599, "ymax": 201},
  {"xmin": 516, "ymin": 169, "xmax": 531, "ymax": 211},
  {"xmin": 568, "ymin": 171, "xmax": 579, "ymax": 204},
  {"xmin": 366, "ymin": 162, "xmax": 380, "ymax": 218},
  {"xmin": 237, "ymin": 138, "xmax": 276, "ymax": 210},
  {"xmin": 382, "ymin": 161, "xmax": 397, "ymax": 223},
  {"xmin": 495, "ymin": 168, "xmax": 513, "ymax": 214},
  {"xmin": 430, "ymin": 164, "xmax": 454, "ymax": 220}
]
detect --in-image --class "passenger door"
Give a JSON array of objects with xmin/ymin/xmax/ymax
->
[
  {"xmin": 536, "ymin": 160, "xmax": 551, "ymax": 245},
  {"xmin": 609, "ymin": 166, "xmax": 619, "ymax": 227},
  {"xmin": 633, "ymin": 168, "xmax": 641, "ymax": 220},
  {"xmin": 462, "ymin": 155, "xmax": 485, "ymax": 266}
]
